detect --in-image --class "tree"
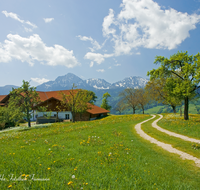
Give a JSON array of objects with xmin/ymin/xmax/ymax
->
[
  {"xmin": 119, "ymin": 88, "xmax": 138, "ymax": 114},
  {"xmin": 87, "ymin": 90, "xmax": 97, "ymax": 103},
  {"xmin": 101, "ymin": 92, "xmax": 111, "ymax": 111},
  {"xmin": 60, "ymin": 84, "xmax": 93, "ymax": 122},
  {"xmin": 147, "ymin": 51, "xmax": 200, "ymax": 120},
  {"xmin": 0, "ymin": 106, "xmax": 22, "ymax": 129},
  {"xmin": 135, "ymin": 88, "xmax": 149, "ymax": 114},
  {"xmin": 145, "ymin": 78, "xmax": 181, "ymax": 113},
  {"xmin": 8, "ymin": 80, "xmax": 41, "ymax": 127},
  {"xmin": 114, "ymin": 100, "xmax": 126, "ymax": 114}
]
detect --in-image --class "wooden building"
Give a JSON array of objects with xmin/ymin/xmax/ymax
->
[{"xmin": 0, "ymin": 90, "xmax": 110, "ymax": 123}]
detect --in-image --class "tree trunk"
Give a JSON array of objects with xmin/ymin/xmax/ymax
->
[
  {"xmin": 142, "ymin": 109, "xmax": 144, "ymax": 114},
  {"xmin": 180, "ymin": 105, "xmax": 182, "ymax": 116},
  {"xmin": 171, "ymin": 105, "xmax": 176, "ymax": 113},
  {"xmin": 133, "ymin": 108, "xmax": 135, "ymax": 114},
  {"xmin": 27, "ymin": 108, "xmax": 31, "ymax": 127},
  {"xmin": 72, "ymin": 112, "xmax": 75, "ymax": 122},
  {"xmin": 184, "ymin": 97, "xmax": 189, "ymax": 120}
]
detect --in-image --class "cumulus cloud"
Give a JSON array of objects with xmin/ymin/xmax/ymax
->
[
  {"xmin": 96, "ymin": 69, "xmax": 105, "ymax": 72},
  {"xmin": 2, "ymin": 10, "xmax": 37, "ymax": 29},
  {"xmin": 84, "ymin": 52, "xmax": 113, "ymax": 66},
  {"xmin": 31, "ymin": 77, "xmax": 50, "ymax": 84},
  {"xmin": 102, "ymin": 0, "xmax": 200, "ymax": 55},
  {"xmin": 0, "ymin": 34, "xmax": 79, "ymax": 67},
  {"xmin": 102, "ymin": 9, "xmax": 116, "ymax": 37},
  {"xmin": 43, "ymin": 18, "xmax": 54, "ymax": 23}
]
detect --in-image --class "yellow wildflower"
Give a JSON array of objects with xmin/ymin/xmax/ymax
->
[{"xmin": 68, "ymin": 181, "xmax": 73, "ymax": 185}]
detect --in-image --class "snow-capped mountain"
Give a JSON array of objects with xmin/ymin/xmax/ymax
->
[
  {"xmin": 86, "ymin": 78, "xmax": 111, "ymax": 90},
  {"xmin": 36, "ymin": 73, "xmax": 149, "ymax": 91},
  {"xmin": 36, "ymin": 73, "xmax": 92, "ymax": 91},
  {"xmin": 111, "ymin": 76, "xmax": 149, "ymax": 89},
  {"xmin": 0, "ymin": 73, "xmax": 149, "ymax": 95}
]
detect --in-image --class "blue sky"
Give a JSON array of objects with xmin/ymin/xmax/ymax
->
[{"xmin": 1, "ymin": 0, "xmax": 200, "ymax": 87}]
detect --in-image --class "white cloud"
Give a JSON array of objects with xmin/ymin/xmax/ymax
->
[
  {"xmin": 2, "ymin": 10, "xmax": 24, "ymax": 23},
  {"xmin": 84, "ymin": 52, "xmax": 114, "ymax": 66},
  {"xmin": 25, "ymin": 21, "xmax": 37, "ymax": 28},
  {"xmin": 77, "ymin": 35, "xmax": 102, "ymax": 52},
  {"xmin": 43, "ymin": 18, "xmax": 54, "ymax": 23},
  {"xmin": 96, "ymin": 69, "xmax": 105, "ymax": 72},
  {"xmin": 31, "ymin": 77, "xmax": 50, "ymax": 84},
  {"xmin": 114, "ymin": 64, "xmax": 121, "ymax": 66},
  {"xmin": 0, "ymin": 34, "xmax": 79, "ymax": 67},
  {"xmin": 24, "ymin": 27, "xmax": 33, "ymax": 32},
  {"xmin": 2, "ymin": 10, "xmax": 37, "ymax": 30},
  {"xmin": 102, "ymin": 0, "xmax": 200, "ymax": 55},
  {"xmin": 102, "ymin": 9, "xmax": 116, "ymax": 37}
]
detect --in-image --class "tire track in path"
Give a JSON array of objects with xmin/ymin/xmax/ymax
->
[
  {"xmin": 152, "ymin": 114, "xmax": 200, "ymax": 144},
  {"xmin": 135, "ymin": 115, "xmax": 200, "ymax": 167}
]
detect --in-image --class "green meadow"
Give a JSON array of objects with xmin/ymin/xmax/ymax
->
[{"xmin": 0, "ymin": 114, "xmax": 200, "ymax": 189}]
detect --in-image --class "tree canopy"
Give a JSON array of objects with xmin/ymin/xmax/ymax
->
[
  {"xmin": 8, "ymin": 80, "xmax": 41, "ymax": 127},
  {"xmin": 101, "ymin": 92, "xmax": 111, "ymax": 111},
  {"xmin": 60, "ymin": 84, "xmax": 94, "ymax": 122},
  {"xmin": 147, "ymin": 51, "xmax": 200, "ymax": 120}
]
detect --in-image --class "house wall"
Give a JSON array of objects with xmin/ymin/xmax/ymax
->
[
  {"xmin": 75, "ymin": 112, "xmax": 90, "ymax": 121},
  {"xmin": 33, "ymin": 111, "xmax": 72, "ymax": 121}
]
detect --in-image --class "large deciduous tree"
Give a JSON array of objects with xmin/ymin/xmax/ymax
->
[
  {"xmin": 8, "ymin": 80, "xmax": 41, "ymax": 127},
  {"xmin": 145, "ymin": 78, "xmax": 181, "ymax": 113},
  {"xmin": 60, "ymin": 84, "xmax": 94, "ymax": 122},
  {"xmin": 101, "ymin": 92, "xmax": 111, "ymax": 111},
  {"xmin": 147, "ymin": 51, "xmax": 200, "ymax": 120}
]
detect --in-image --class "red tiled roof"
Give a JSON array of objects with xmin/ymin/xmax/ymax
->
[
  {"xmin": 0, "ymin": 95, "xmax": 7, "ymax": 103},
  {"xmin": 36, "ymin": 90, "xmax": 79, "ymax": 102},
  {"xmin": 87, "ymin": 104, "xmax": 110, "ymax": 114}
]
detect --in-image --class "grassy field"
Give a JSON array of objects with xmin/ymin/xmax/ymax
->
[{"xmin": 0, "ymin": 114, "xmax": 200, "ymax": 189}]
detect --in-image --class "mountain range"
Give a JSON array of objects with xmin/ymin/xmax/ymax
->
[
  {"xmin": 0, "ymin": 73, "xmax": 149, "ymax": 95},
  {"xmin": 0, "ymin": 73, "xmax": 149, "ymax": 112}
]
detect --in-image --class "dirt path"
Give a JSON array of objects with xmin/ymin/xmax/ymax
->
[
  {"xmin": 152, "ymin": 114, "xmax": 200, "ymax": 144},
  {"xmin": 135, "ymin": 115, "xmax": 200, "ymax": 167}
]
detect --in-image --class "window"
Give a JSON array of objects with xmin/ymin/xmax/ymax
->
[{"xmin": 65, "ymin": 114, "xmax": 70, "ymax": 120}]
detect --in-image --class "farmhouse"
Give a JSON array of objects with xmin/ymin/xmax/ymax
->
[{"xmin": 0, "ymin": 90, "xmax": 110, "ymax": 123}]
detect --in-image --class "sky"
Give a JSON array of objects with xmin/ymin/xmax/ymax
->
[{"xmin": 1, "ymin": 0, "xmax": 200, "ymax": 87}]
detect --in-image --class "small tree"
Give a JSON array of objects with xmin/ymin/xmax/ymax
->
[
  {"xmin": 101, "ymin": 92, "xmax": 111, "ymax": 111},
  {"xmin": 135, "ymin": 88, "xmax": 149, "ymax": 114},
  {"xmin": 8, "ymin": 80, "xmax": 41, "ymax": 127},
  {"xmin": 60, "ymin": 84, "xmax": 93, "ymax": 122},
  {"xmin": 119, "ymin": 88, "xmax": 138, "ymax": 114},
  {"xmin": 0, "ymin": 106, "xmax": 22, "ymax": 129},
  {"xmin": 114, "ymin": 100, "xmax": 126, "ymax": 114}
]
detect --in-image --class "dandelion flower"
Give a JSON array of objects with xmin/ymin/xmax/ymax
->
[
  {"xmin": 8, "ymin": 185, "xmax": 12, "ymax": 188},
  {"xmin": 72, "ymin": 175, "xmax": 75, "ymax": 179},
  {"xmin": 68, "ymin": 181, "xmax": 73, "ymax": 185},
  {"xmin": 22, "ymin": 174, "xmax": 26, "ymax": 177},
  {"xmin": 48, "ymin": 168, "xmax": 51, "ymax": 170}
]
